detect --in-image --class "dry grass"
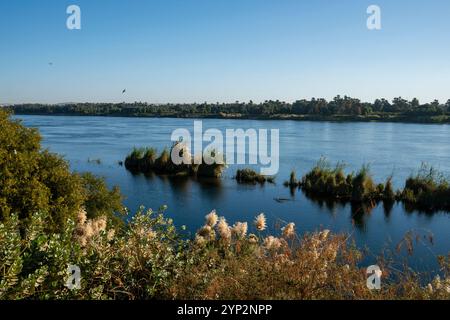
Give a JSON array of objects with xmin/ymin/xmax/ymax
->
[{"xmin": 1, "ymin": 208, "xmax": 449, "ymax": 300}]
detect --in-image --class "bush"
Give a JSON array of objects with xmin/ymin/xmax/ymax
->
[
  {"xmin": 1, "ymin": 209, "xmax": 448, "ymax": 300},
  {"xmin": 0, "ymin": 110, "xmax": 123, "ymax": 233}
]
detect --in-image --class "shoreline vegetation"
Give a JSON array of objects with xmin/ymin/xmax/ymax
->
[
  {"xmin": 6, "ymin": 96, "xmax": 450, "ymax": 124},
  {"xmin": 1, "ymin": 109, "xmax": 450, "ymax": 300}
]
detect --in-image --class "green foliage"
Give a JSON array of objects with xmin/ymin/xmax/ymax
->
[
  {"xmin": 0, "ymin": 208, "xmax": 183, "ymax": 299},
  {"xmin": 80, "ymin": 172, "xmax": 124, "ymax": 225},
  {"xmin": 0, "ymin": 110, "xmax": 123, "ymax": 233},
  {"xmin": 1, "ymin": 209, "xmax": 448, "ymax": 300},
  {"xmin": 9, "ymin": 96, "xmax": 450, "ymax": 123}
]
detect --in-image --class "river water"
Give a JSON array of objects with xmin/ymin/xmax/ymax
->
[{"xmin": 16, "ymin": 115, "xmax": 450, "ymax": 272}]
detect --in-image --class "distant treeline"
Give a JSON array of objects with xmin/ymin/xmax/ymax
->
[{"xmin": 7, "ymin": 96, "xmax": 450, "ymax": 123}]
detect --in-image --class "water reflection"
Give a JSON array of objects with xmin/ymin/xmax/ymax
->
[{"xmin": 15, "ymin": 115, "xmax": 450, "ymax": 272}]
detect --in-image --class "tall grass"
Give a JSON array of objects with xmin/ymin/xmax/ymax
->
[
  {"xmin": 401, "ymin": 163, "xmax": 450, "ymax": 211},
  {"xmin": 124, "ymin": 143, "xmax": 226, "ymax": 178},
  {"xmin": 1, "ymin": 208, "xmax": 448, "ymax": 300},
  {"xmin": 301, "ymin": 159, "xmax": 383, "ymax": 202},
  {"xmin": 288, "ymin": 159, "xmax": 450, "ymax": 213}
]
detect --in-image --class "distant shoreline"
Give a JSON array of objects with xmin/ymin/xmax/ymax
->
[
  {"xmin": 11, "ymin": 111, "xmax": 450, "ymax": 124},
  {"xmin": 7, "ymin": 97, "xmax": 450, "ymax": 124}
]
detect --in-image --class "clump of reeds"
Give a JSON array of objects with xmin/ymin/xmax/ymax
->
[
  {"xmin": 299, "ymin": 158, "xmax": 395, "ymax": 204},
  {"xmin": 235, "ymin": 168, "xmax": 275, "ymax": 184},
  {"xmin": 284, "ymin": 170, "xmax": 300, "ymax": 188},
  {"xmin": 196, "ymin": 149, "xmax": 226, "ymax": 178},
  {"xmin": 285, "ymin": 160, "xmax": 450, "ymax": 213},
  {"xmin": 401, "ymin": 163, "xmax": 450, "ymax": 211},
  {"xmin": 124, "ymin": 143, "xmax": 226, "ymax": 178},
  {"xmin": 124, "ymin": 147, "xmax": 146, "ymax": 171},
  {"xmin": 350, "ymin": 164, "xmax": 377, "ymax": 202}
]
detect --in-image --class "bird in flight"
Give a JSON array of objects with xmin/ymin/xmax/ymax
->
[
  {"xmin": 48, "ymin": 62, "xmax": 53, "ymax": 66},
  {"xmin": 122, "ymin": 89, "xmax": 126, "ymax": 94}
]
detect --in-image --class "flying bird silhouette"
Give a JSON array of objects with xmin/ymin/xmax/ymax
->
[
  {"xmin": 48, "ymin": 62, "xmax": 53, "ymax": 66},
  {"xmin": 122, "ymin": 89, "xmax": 126, "ymax": 94}
]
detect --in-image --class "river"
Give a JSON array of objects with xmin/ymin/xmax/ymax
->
[{"xmin": 15, "ymin": 115, "xmax": 450, "ymax": 272}]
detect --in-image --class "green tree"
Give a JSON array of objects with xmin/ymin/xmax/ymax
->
[{"xmin": 0, "ymin": 110, "xmax": 123, "ymax": 233}]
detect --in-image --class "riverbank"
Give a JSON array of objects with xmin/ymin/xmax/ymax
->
[
  {"xmin": 9, "ymin": 110, "xmax": 450, "ymax": 124},
  {"xmin": 7, "ymin": 97, "xmax": 450, "ymax": 124}
]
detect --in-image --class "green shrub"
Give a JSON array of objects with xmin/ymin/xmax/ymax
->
[
  {"xmin": 0, "ymin": 110, "xmax": 123, "ymax": 233},
  {"xmin": 1, "ymin": 209, "xmax": 448, "ymax": 300}
]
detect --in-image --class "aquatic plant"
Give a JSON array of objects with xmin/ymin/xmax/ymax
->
[
  {"xmin": 235, "ymin": 168, "xmax": 275, "ymax": 184},
  {"xmin": 196, "ymin": 149, "xmax": 226, "ymax": 178},
  {"xmin": 401, "ymin": 163, "xmax": 450, "ymax": 211},
  {"xmin": 285, "ymin": 159, "xmax": 450, "ymax": 213},
  {"xmin": 284, "ymin": 170, "xmax": 300, "ymax": 188},
  {"xmin": 125, "ymin": 144, "xmax": 225, "ymax": 178},
  {"xmin": 383, "ymin": 176, "xmax": 396, "ymax": 202},
  {"xmin": 298, "ymin": 159, "xmax": 399, "ymax": 205}
]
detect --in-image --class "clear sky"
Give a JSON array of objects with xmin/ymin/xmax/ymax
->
[{"xmin": 1, "ymin": 0, "xmax": 450, "ymax": 104}]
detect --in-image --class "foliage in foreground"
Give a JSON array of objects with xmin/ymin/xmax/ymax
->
[
  {"xmin": 1, "ymin": 208, "xmax": 449, "ymax": 300},
  {"xmin": 0, "ymin": 110, "xmax": 124, "ymax": 233}
]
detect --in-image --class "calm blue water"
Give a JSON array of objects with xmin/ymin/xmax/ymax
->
[{"xmin": 16, "ymin": 115, "xmax": 450, "ymax": 272}]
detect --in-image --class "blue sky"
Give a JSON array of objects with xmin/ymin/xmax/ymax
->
[{"xmin": 1, "ymin": 0, "xmax": 450, "ymax": 104}]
